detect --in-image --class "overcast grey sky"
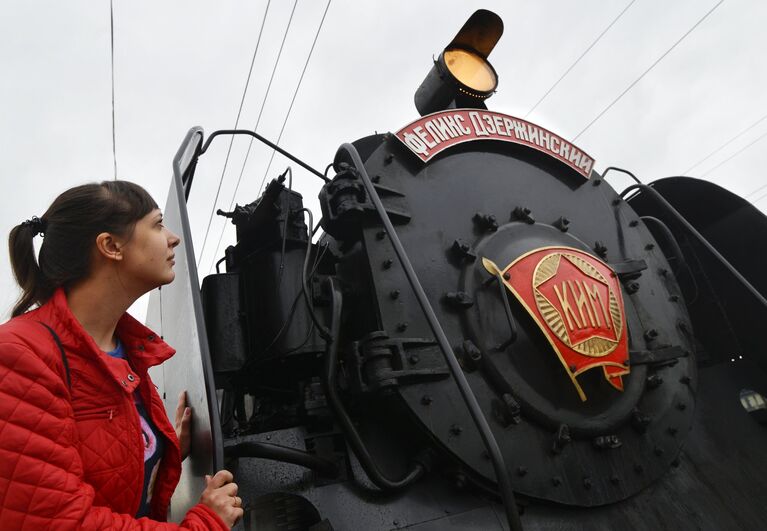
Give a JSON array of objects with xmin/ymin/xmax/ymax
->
[{"xmin": 2, "ymin": 0, "xmax": 765, "ymax": 320}]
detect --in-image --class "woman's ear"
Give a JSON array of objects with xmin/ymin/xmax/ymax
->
[{"xmin": 95, "ymin": 232, "xmax": 124, "ymax": 262}]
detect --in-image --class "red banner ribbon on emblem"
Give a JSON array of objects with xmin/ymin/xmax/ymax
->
[{"xmin": 483, "ymin": 247, "xmax": 630, "ymax": 401}]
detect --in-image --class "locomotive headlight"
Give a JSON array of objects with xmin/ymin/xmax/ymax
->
[
  {"xmin": 414, "ymin": 10, "xmax": 503, "ymax": 116},
  {"xmin": 442, "ymin": 47, "xmax": 498, "ymax": 95}
]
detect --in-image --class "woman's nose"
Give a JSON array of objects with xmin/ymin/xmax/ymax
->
[{"xmin": 169, "ymin": 231, "xmax": 181, "ymax": 248}]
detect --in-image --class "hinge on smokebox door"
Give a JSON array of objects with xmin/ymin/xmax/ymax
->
[{"xmin": 346, "ymin": 331, "xmax": 450, "ymax": 394}]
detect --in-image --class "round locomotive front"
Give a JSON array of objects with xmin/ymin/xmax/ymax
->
[{"xmin": 321, "ymin": 120, "xmax": 697, "ymax": 506}]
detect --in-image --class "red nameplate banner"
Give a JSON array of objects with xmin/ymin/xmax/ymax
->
[{"xmin": 394, "ymin": 109, "xmax": 594, "ymax": 179}]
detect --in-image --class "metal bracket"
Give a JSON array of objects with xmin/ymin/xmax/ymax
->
[
  {"xmin": 630, "ymin": 345, "xmax": 688, "ymax": 366},
  {"xmin": 612, "ymin": 258, "xmax": 648, "ymax": 280},
  {"xmin": 320, "ymin": 165, "xmax": 411, "ymax": 240},
  {"xmin": 347, "ymin": 332, "xmax": 449, "ymax": 393}
]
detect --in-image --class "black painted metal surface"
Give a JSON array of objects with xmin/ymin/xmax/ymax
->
[
  {"xmin": 169, "ymin": 130, "xmax": 767, "ymax": 530},
  {"xmin": 343, "ymin": 137, "xmax": 696, "ymax": 506},
  {"xmin": 628, "ymin": 177, "xmax": 767, "ymax": 373},
  {"xmin": 230, "ymin": 361, "xmax": 767, "ymax": 530}
]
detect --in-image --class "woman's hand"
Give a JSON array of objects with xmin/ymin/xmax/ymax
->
[
  {"xmin": 200, "ymin": 470, "xmax": 244, "ymax": 528},
  {"xmin": 174, "ymin": 390, "xmax": 192, "ymax": 461}
]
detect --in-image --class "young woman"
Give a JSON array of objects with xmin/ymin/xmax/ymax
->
[{"xmin": 0, "ymin": 181, "xmax": 244, "ymax": 529}]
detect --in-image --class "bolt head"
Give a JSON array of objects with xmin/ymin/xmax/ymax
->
[{"xmin": 421, "ymin": 395, "xmax": 432, "ymax": 405}]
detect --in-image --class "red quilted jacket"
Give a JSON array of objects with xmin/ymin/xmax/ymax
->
[{"xmin": 0, "ymin": 289, "xmax": 228, "ymax": 530}]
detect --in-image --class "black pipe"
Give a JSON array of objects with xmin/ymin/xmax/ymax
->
[
  {"xmin": 225, "ymin": 441, "xmax": 339, "ymax": 477},
  {"xmin": 622, "ymin": 183, "xmax": 767, "ymax": 308},
  {"xmin": 641, "ymin": 215, "xmax": 690, "ymax": 277},
  {"xmin": 199, "ymin": 129, "xmax": 329, "ymax": 182},
  {"xmin": 335, "ymin": 143, "xmax": 523, "ymax": 531},
  {"xmin": 602, "ymin": 166, "xmax": 642, "ymax": 186},
  {"xmin": 323, "ymin": 277, "xmax": 425, "ymax": 490}
]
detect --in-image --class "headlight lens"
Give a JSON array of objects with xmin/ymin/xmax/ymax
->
[{"xmin": 443, "ymin": 48, "xmax": 497, "ymax": 93}]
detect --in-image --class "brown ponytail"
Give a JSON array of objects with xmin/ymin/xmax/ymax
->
[{"xmin": 8, "ymin": 180, "xmax": 158, "ymax": 317}]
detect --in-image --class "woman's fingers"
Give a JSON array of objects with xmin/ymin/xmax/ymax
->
[
  {"xmin": 208, "ymin": 469, "xmax": 234, "ymax": 488},
  {"xmin": 174, "ymin": 390, "xmax": 187, "ymax": 428},
  {"xmin": 200, "ymin": 470, "xmax": 244, "ymax": 527},
  {"xmin": 218, "ymin": 482, "xmax": 238, "ymax": 497}
]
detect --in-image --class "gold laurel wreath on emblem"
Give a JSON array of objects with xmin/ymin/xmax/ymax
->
[{"xmin": 532, "ymin": 253, "xmax": 623, "ymax": 357}]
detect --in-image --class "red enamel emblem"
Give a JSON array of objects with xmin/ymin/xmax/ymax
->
[{"xmin": 483, "ymin": 247, "xmax": 630, "ymax": 401}]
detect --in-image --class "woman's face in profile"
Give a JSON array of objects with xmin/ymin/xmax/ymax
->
[{"xmin": 119, "ymin": 209, "xmax": 181, "ymax": 292}]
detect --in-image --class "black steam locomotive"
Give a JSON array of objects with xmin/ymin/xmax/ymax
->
[{"xmin": 148, "ymin": 10, "xmax": 767, "ymax": 531}]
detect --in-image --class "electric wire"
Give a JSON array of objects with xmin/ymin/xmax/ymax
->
[
  {"xmin": 196, "ymin": 0, "xmax": 272, "ymax": 267},
  {"xmin": 247, "ymin": 239, "xmax": 329, "ymax": 367},
  {"xmin": 298, "ymin": 208, "xmax": 332, "ymax": 341},
  {"xmin": 205, "ymin": 0, "xmax": 301, "ymax": 274},
  {"xmin": 751, "ymin": 190, "xmax": 767, "ymax": 205},
  {"xmin": 276, "ymin": 167, "xmax": 293, "ymax": 290},
  {"xmin": 255, "ymin": 0, "xmax": 333, "ymax": 197},
  {"xmin": 524, "ymin": 0, "xmax": 636, "ymax": 119},
  {"xmin": 573, "ymin": 0, "xmax": 724, "ymax": 141},
  {"xmin": 745, "ymin": 180, "xmax": 767, "ymax": 202},
  {"xmin": 208, "ymin": 0, "xmax": 332, "ymax": 274},
  {"xmin": 683, "ymin": 112, "xmax": 767, "ymax": 175},
  {"xmin": 110, "ymin": 0, "xmax": 117, "ymax": 180},
  {"xmin": 748, "ymin": 178, "xmax": 767, "ymax": 204},
  {"xmin": 701, "ymin": 128, "xmax": 767, "ymax": 178}
]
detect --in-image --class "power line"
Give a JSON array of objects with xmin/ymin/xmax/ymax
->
[
  {"xmin": 255, "ymin": 0, "xmax": 333, "ymax": 197},
  {"xmin": 208, "ymin": 0, "xmax": 332, "ymax": 275},
  {"xmin": 750, "ymin": 188, "xmax": 767, "ymax": 205},
  {"xmin": 701, "ymin": 128, "xmax": 767, "ymax": 178},
  {"xmin": 683, "ymin": 112, "xmax": 767, "ymax": 175},
  {"xmin": 524, "ymin": 0, "xmax": 636, "ymax": 119},
  {"xmin": 196, "ymin": 0, "xmax": 272, "ymax": 267},
  {"xmin": 573, "ymin": 0, "xmax": 724, "ymax": 142},
  {"xmin": 220, "ymin": 0, "xmax": 300, "ymax": 227},
  {"xmin": 110, "ymin": 0, "xmax": 117, "ymax": 180},
  {"xmin": 203, "ymin": 0, "xmax": 301, "ymax": 270},
  {"xmin": 745, "ymin": 180, "xmax": 767, "ymax": 200}
]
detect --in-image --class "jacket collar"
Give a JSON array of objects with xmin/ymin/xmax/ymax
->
[{"xmin": 32, "ymin": 288, "xmax": 175, "ymax": 375}]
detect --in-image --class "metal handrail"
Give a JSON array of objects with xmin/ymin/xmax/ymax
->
[{"xmin": 336, "ymin": 142, "xmax": 523, "ymax": 531}]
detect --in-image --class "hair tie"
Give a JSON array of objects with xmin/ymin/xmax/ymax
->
[{"xmin": 22, "ymin": 216, "xmax": 46, "ymax": 237}]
